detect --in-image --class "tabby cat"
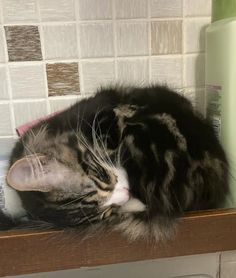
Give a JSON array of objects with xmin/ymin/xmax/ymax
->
[{"xmin": 5, "ymin": 85, "xmax": 229, "ymax": 240}]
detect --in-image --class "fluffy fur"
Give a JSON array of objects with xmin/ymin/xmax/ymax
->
[{"xmin": 4, "ymin": 85, "xmax": 229, "ymax": 240}]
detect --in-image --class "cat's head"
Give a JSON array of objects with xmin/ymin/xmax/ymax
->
[{"xmin": 7, "ymin": 128, "xmax": 145, "ymax": 227}]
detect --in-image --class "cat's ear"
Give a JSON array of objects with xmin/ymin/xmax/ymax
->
[{"xmin": 7, "ymin": 155, "xmax": 62, "ymax": 192}]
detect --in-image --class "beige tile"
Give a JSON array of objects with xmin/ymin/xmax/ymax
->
[
  {"xmin": 184, "ymin": 0, "xmax": 211, "ymax": 16},
  {"xmin": 14, "ymin": 101, "xmax": 47, "ymax": 127},
  {"xmin": 49, "ymin": 97, "xmax": 79, "ymax": 112},
  {"xmin": 77, "ymin": 0, "xmax": 112, "ymax": 20},
  {"xmin": 184, "ymin": 54, "xmax": 205, "ymax": 87},
  {"xmin": 82, "ymin": 61, "xmax": 115, "ymax": 94},
  {"xmin": 0, "ymin": 66, "xmax": 9, "ymax": 100},
  {"xmin": 79, "ymin": 23, "xmax": 114, "ymax": 58},
  {"xmin": 2, "ymin": 0, "xmax": 38, "ymax": 23},
  {"xmin": 0, "ymin": 27, "xmax": 7, "ymax": 62},
  {"xmin": 39, "ymin": 0, "xmax": 75, "ymax": 22},
  {"xmin": 43, "ymin": 24, "xmax": 78, "ymax": 60},
  {"xmin": 116, "ymin": 22, "xmax": 148, "ymax": 56},
  {"xmin": 117, "ymin": 58, "xmax": 149, "ymax": 86},
  {"xmin": 151, "ymin": 56, "xmax": 182, "ymax": 88},
  {"xmin": 182, "ymin": 88, "xmax": 205, "ymax": 115},
  {"xmin": 0, "ymin": 103, "xmax": 13, "ymax": 136},
  {"xmin": 184, "ymin": 18, "xmax": 210, "ymax": 53},
  {"xmin": 9, "ymin": 64, "xmax": 46, "ymax": 99},
  {"xmin": 150, "ymin": 0, "xmax": 182, "ymax": 18},
  {"xmin": 151, "ymin": 20, "xmax": 182, "ymax": 55},
  {"xmin": 115, "ymin": 0, "xmax": 147, "ymax": 19},
  {"xmin": 0, "ymin": 137, "xmax": 17, "ymax": 158},
  {"xmin": 46, "ymin": 63, "xmax": 80, "ymax": 96},
  {"xmin": 0, "ymin": 0, "xmax": 3, "ymax": 24},
  {"xmin": 5, "ymin": 25, "xmax": 42, "ymax": 61}
]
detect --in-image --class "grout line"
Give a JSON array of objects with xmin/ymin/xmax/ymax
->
[
  {"xmin": 5, "ymin": 65, "xmax": 16, "ymax": 137},
  {"xmin": 12, "ymin": 98, "xmax": 48, "ymax": 104},
  {"xmin": 185, "ymin": 16, "xmax": 211, "ymax": 21},
  {"xmin": 75, "ymin": 0, "xmax": 84, "ymax": 96},
  {"xmin": 35, "ymin": 0, "xmax": 50, "ymax": 114},
  {"xmin": 184, "ymin": 51, "xmax": 206, "ymax": 56},
  {"xmin": 0, "ymin": 0, "xmax": 15, "ymax": 138},
  {"xmin": 7, "ymin": 60, "xmax": 80, "ymax": 66},
  {"xmin": 112, "ymin": 0, "xmax": 118, "ymax": 81},
  {"xmin": 182, "ymin": 0, "xmax": 185, "ymax": 91},
  {"xmin": 0, "ymin": 99, "xmax": 10, "ymax": 104},
  {"xmin": 0, "ymin": 0, "xmax": 3, "ymax": 24},
  {"xmin": 74, "ymin": 0, "xmax": 80, "ymax": 23},
  {"xmin": 48, "ymin": 94, "xmax": 82, "ymax": 100},
  {"xmin": 0, "ymin": 135, "xmax": 16, "ymax": 139},
  {"xmin": 1, "ymin": 18, "xmax": 16, "ymax": 137},
  {"xmin": 36, "ymin": 0, "xmax": 41, "ymax": 24},
  {"xmin": 79, "ymin": 54, "xmax": 183, "ymax": 61},
  {"xmin": 147, "ymin": 0, "xmax": 151, "ymax": 84},
  {"xmin": 0, "ymin": 95, "xmax": 82, "ymax": 104},
  {"xmin": 0, "ymin": 98, "xmax": 45, "ymax": 103},
  {"xmin": 0, "ymin": 16, "xmax": 211, "ymax": 27},
  {"xmin": 42, "ymin": 62, "xmax": 50, "ymax": 112},
  {"xmin": 2, "ymin": 21, "xmax": 78, "ymax": 26},
  {"xmin": 0, "ymin": 53, "xmax": 205, "ymax": 67},
  {"xmin": 182, "ymin": 0, "xmax": 185, "ymax": 17},
  {"xmin": 184, "ymin": 16, "xmax": 211, "ymax": 20}
]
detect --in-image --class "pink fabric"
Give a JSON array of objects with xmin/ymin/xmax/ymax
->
[{"xmin": 16, "ymin": 110, "xmax": 63, "ymax": 137}]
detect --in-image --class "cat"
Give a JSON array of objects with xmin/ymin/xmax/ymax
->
[{"xmin": 4, "ymin": 85, "xmax": 229, "ymax": 240}]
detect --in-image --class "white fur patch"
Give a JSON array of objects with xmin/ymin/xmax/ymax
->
[
  {"xmin": 104, "ymin": 167, "xmax": 130, "ymax": 206},
  {"xmin": 0, "ymin": 160, "xmax": 26, "ymax": 219},
  {"xmin": 120, "ymin": 197, "xmax": 146, "ymax": 212},
  {"xmin": 104, "ymin": 167, "xmax": 146, "ymax": 212}
]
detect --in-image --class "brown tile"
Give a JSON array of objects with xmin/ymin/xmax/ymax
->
[
  {"xmin": 151, "ymin": 20, "xmax": 182, "ymax": 55},
  {"xmin": 46, "ymin": 63, "xmax": 80, "ymax": 96},
  {"xmin": 5, "ymin": 25, "xmax": 42, "ymax": 61}
]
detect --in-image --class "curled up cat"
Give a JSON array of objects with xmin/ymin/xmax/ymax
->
[{"xmin": 3, "ymin": 85, "xmax": 229, "ymax": 240}]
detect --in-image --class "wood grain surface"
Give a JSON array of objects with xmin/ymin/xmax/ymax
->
[{"xmin": 1, "ymin": 208, "xmax": 236, "ymax": 277}]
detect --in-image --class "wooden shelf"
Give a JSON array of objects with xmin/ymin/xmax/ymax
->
[{"xmin": 1, "ymin": 208, "xmax": 236, "ymax": 277}]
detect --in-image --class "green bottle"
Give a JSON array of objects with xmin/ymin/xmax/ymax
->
[{"xmin": 206, "ymin": 0, "xmax": 236, "ymax": 205}]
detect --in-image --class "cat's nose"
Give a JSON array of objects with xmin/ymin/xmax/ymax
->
[{"xmin": 122, "ymin": 187, "xmax": 129, "ymax": 192}]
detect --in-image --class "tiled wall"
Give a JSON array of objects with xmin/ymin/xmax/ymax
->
[{"xmin": 0, "ymin": 0, "xmax": 211, "ymax": 158}]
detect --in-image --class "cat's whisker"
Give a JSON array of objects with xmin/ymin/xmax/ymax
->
[
  {"xmin": 79, "ymin": 206, "xmax": 97, "ymax": 227},
  {"xmin": 21, "ymin": 134, "xmax": 45, "ymax": 179},
  {"xmin": 59, "ymin": 192, "xmax": 94, "ymax": 208},
  {"xmin": 91, "ymin": 113, "xmax": 112, "ymax": 157},
  {"xmin": 90, "ymin": 122, "xmax": 112, "ymax": 166},
  {"xmin": 74, "ymin": 127, "xmax": 115, "ymax": 175},
  {"xmin": 77, "ymin": 108, "xmax": 116, "ymax": 170},
  {"xmin": 72, "ymin": 108, "xmax": 115, "ymax": 172},
  {"xmin": 115, "ymin": 140, "xmax": 125, "ymax": 167}
]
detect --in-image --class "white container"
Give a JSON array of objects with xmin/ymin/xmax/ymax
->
[{"xmin": 206, "ymin": 18, "xmax": 236, "ymax": 205}]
